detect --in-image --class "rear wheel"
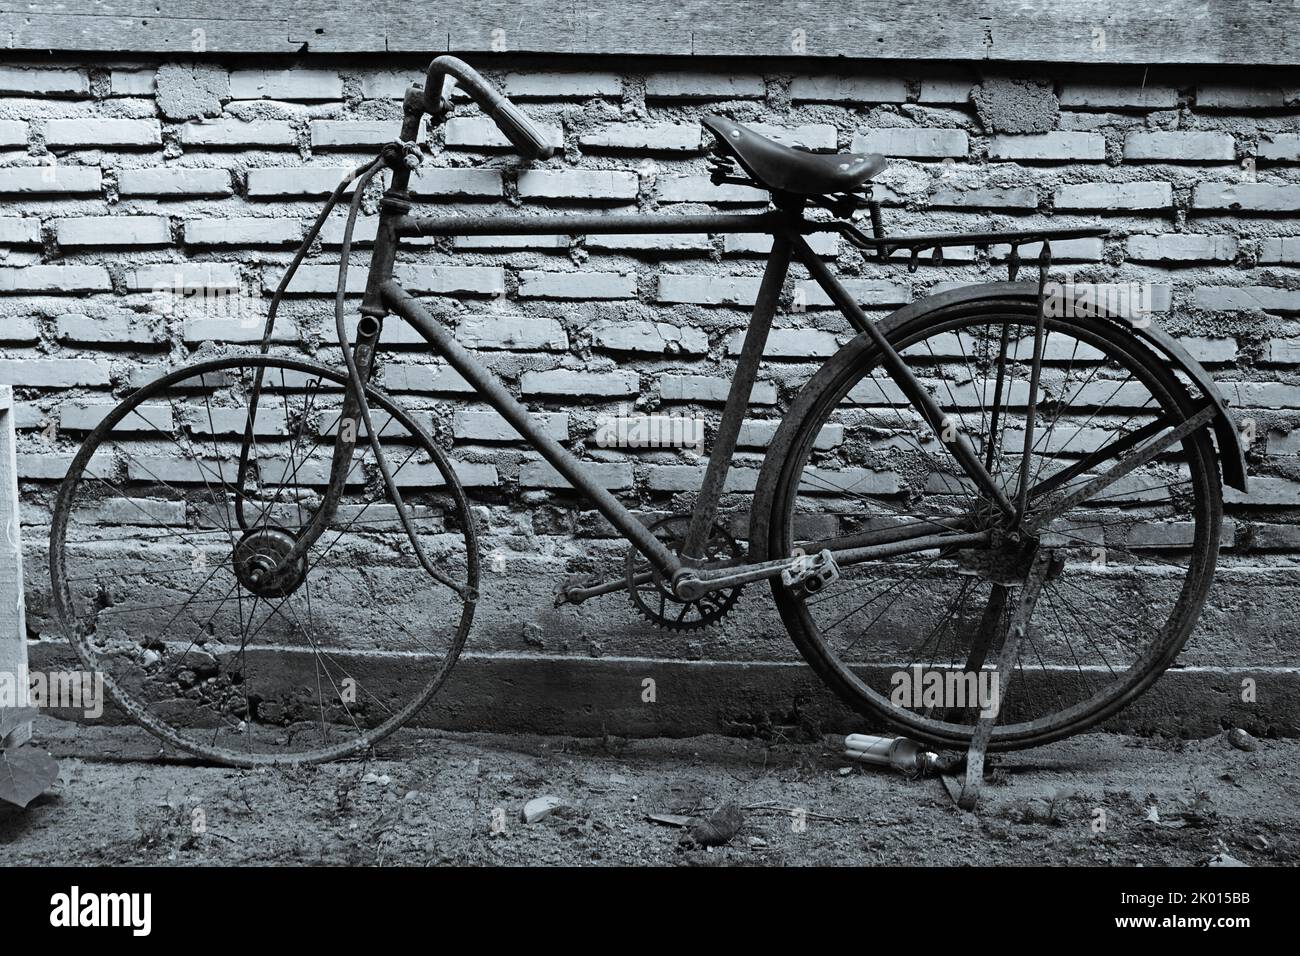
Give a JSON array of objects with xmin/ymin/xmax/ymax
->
[
  {"xmin": 50, "ymin": 355, "xmax": 478, "ymax": 767},
  {"xmin": 762, "ymin": 300, "xmax": 1222, "ymax": 751}
]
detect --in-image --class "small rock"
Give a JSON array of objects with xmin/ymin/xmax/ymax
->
[
  {"xmin": 141, "ymin": 650, "xmax": 161, "ymax": 667},
  {"xmin": 522, "ymin": 795, "xmax": 567, "ymax": 824},
  {"xmin": 686, "ymin": 802, "xmax": 744, "ymax": 847},
  {"xmin": 838, "ymin": 767, "xmax": 853, "ymax": 777},
  {"xmin": 1207, "ymin": 852, "xmax": 1249, "ymax": 868},
  {"xmin": 1224, "ymin": 728, "xmax": 1259, "ymax": 752}
]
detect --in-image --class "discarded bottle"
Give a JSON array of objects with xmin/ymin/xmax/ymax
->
[{"xmin": 842, "ymin": 733, "xmax": 940, "ymax": 775}]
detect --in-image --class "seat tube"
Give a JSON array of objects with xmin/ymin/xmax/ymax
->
[{"xmin": 682, "ymin": 230, "xmax": 792, "ymax": 557}]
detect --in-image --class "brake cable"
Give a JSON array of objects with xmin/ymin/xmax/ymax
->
[
  {"xmin": 333, "ymin": 155, "xmax": 469, "ymax": 598},
  {"xmin": 235, "ymin": 149, "xmax": 469, "ymax": 600}
]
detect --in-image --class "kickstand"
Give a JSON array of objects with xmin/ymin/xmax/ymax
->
[{"xmin": 957, "ymin": 549, "xmax": 1051, "ymax": 810}]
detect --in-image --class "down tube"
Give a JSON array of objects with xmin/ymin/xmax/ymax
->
[{"xmin": 380, "ymin": 280, "xmax": 683, "ymax": 577}]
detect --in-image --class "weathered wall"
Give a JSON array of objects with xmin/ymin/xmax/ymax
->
[{"xmin": 5, "ymin": 52, "xmax": 1299, "ymax": 733}]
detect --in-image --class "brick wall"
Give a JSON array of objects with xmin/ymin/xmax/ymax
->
[{"xmin": 5, "ymin": 56, "xmax": 1299, "ymax": 708}]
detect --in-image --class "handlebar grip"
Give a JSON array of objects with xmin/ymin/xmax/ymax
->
[{"xmin": 422, "ymin": 55, "xmax": 556, "ymax": 161}]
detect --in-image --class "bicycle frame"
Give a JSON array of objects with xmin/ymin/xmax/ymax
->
[{"xmin": 308, "ymin": 86, "xmax": 1114, "ymax": 597}]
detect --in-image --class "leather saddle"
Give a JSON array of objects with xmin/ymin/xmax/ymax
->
[{"xmin": 701, "ymin": 114, "xmax": 885, "ymax": 197}]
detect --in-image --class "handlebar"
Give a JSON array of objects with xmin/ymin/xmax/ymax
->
[{"xmin": 422, "ymin": 55, "xmax": 556, "ymax": 161}]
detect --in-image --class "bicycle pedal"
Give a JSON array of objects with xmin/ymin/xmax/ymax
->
[{"xmin": 781, "ymin": 549, "xmax": 840, "ymax": 599}]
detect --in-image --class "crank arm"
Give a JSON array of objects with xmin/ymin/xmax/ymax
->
[{"xmin": 556, "ymin": 571, "xmax": 653, "ymax": 607}]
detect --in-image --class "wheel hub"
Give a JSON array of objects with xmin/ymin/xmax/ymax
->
[{"xmin": 233, "ymin": 527, "xmax": 308, "ymax": 597}]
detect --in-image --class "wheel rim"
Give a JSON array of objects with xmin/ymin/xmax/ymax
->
[
  {"xmin": 769, "ymin": 306, "xmax": 1219, "ymax": 749},
  {"xmin": 49, "ymin": 356, "xmax": 478, "ymax": 766}
]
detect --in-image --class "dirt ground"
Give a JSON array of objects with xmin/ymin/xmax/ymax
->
[{"xmin": 2, "ymin": 717, "xmax": 1297, "ymax": 866}]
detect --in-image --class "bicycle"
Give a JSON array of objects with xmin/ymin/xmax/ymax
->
[{"xmin": 49, "ymin": 57, "xmax": 1247, "ymax": 777}]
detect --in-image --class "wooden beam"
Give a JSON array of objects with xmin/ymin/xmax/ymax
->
[
  {"xmin": 1, "ymin": 0, "xmax": 1296, "ymax": 65},
  {"xmin": 0, "ymin": 386, "xmax": 29, "ymax": 747}
]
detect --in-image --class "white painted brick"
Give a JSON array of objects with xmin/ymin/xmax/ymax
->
[
  {"xmin": 310, "ymin": 120, "xmax": 410, "ymax": 148},
  {"xmin": 0, "ymin": 121, "xmax": 28, "ymax": 147},
  {"xmin": 1258, "ymin": 133, "xmax": 1300, "ymax": 162},
  {"xmin": 59, "ymin": 401, "xmax": 173, "ymax": 432},
  {"xmin": 1126, "ymin": 234, "xmax": 1237, "ymax": 262},
  {"xmin": 270, "ymin": 264, "xmax": 503, "ymax": 296},
  {"xmin": 44, "ymin": 118, "xmax": 160, "ymax": 147},
  {"xmin": 645, "ymin": 464, "xmax": 758, "ymax": 493},
  {"xmin": 454, "ymin": 408, "xmax": 569, "ymax": 441},
  {"xmin": 229, "ymin": 69, "xmax": 343, "ymax": 101},
  {"xmin": 182, "ymin": 316, "xmax": 294, "ymax": 344},
  {"xmin": 797, "ymin": 278, "xmax": 911, "ymax": 308},
  {"xmin": 728, "ymin": 328, "xmax": 840, "ymax": 358},
  {"xmin": 1059, "ymin": 84, "xmax": 1178, "ymax": 109},
  {"xmin": 110, "ymin": 70, "xmax": 156, "ymax": 96},
  {"xmin": 504, "ymin": 72, "xmax": 621, "ymax": 98},
  {"xmin": 185, "ymin": 217, "xmax": 302, "ymax": 245},
  {"xmin": 592, "ymin": 320, "xmax": 708, "ymax": 354},
  {"xmin": 180, "ymin": 120, "xmax": 298, "ymax": 147},
  {"xmin": 246, "ymin": 167, "xmax": 357, "ymax": 197},
  {"xmin": 989, "ymin": 132, "xmax": 1105, "ymax": 161},
  {"xmin": 724, "ymin": 232, "xmax": 838, "ymax": 256},
  {"xmin": 0, "ymin": 358, "xmax": 110, "ymax": 387},
  {"xmin": 409, "ymin": 168, "xmax": 504, "ymax": 197},
  {"xmin": 989, "ymin": 238, "xmax": 1104, "ymax": 261},
  {"xmin": 579, "ymin": 124, "xmax": 701, "ymax": 151},
  {"xmin": 457, "ymin": 314, "xmax": 569, "ymax": 350},
  {"xmin": 0, "ymin": 166, "xmax": 102, "ymax": 195},
  {"xmin": 930, "ymin": 186, "xmax": 1038, "ymax": 209},
  {"xmin": 0, "ymin": 217, "xmax": 40, "ymax": 244},
  {"xmin": 1194, "ymin": 286, "xmax": 1300, "ymax": 312},
  {"xmin": 586, "ymin": 232, "xmax": 710, "ymax": 253},
  {"xmin": 521, "ymin": 459, "xmax": 632, "ymax": 490},
  {"xmin": 517, "ymin": 169, "xmax": 638, "ymax": 201},
  {"xmin": 118, "ymin": 167, "xmax": 233, "ymax": 196},
  {"xmin": 918, "ymin": 78, "xmax": 974, "ymax": 104},
  {"xmin": 1197, "ymin": 85, "xmax": 1298, "ymax": 109},
  {"xmin": 657, "ymin": 274, "xmax": 762, "ymax": 306},
  {"xmin": 56, "ymin": 216, "xmax": 170, "ymax": 246},
  {"xmin": 1124, "ymin": 131, "xmax": 1235, "ymax": 161},
  {"xmin": 518, "ymin": 270, "xmax": 635, "ymax": 299},
  {"xmin": 645, "ymin": 73, "xmax": 765, "ymax": 99},
  {"xmin": 1193, "ymin": 183, "xmax": 1300, "ymax": 212},
  {"xmin": 657, "ymin": 175, "xmax": 767, "ymax": 204},
  {"xmin": 852, "ymin": 128, "xmax": 968, "ymax": 158},
  {"xmin": 444, "ymin": 116, "xmax": 563, "ymax": 150},
  {"xmin": 0, "ymin": 316, "xmax": 39, "ymax": 343},
  {"xmin": 56, "ymin": 312, "xmax": 165, "ymax": 345},
  {"xmin": 125, "ymin": 263, "xmax": 241, "ymax": 292},
  {"xmin": 1259, "ymin": 237, "xmax": 1300, "ymax": 263},
  {"xmin": 659, "ymin": 374, "xmax": 777, "ymax": 404},
  {"xmin": 791, "ymin": 76, "xmax": 908, "ymax": 103},
  {"xmin": 454, "ymin": 234, "xmax": 568, "ymax": 250},
  {"xmin": 0, "ymin": 266, "xmax": 111, "ymax": 293},
  {"xmin": 521, "ymin": 369, "xmax": 640, "ymax": 397},
  {"xmin": 1054, "ymin": 181, "xmax": 1172, "ymax": 210},
  {"xmin": 0, "ymin": 66, "xmax": 89, "ymax": 95}
]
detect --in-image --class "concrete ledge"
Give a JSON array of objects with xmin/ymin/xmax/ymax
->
[{"xmin": 25, "ymin": 642, "xmax": 1300, "ymax": 741}]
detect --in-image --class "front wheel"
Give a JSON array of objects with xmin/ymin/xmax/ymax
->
[
  {"xmin": 50, "ymin": 355, "xmax": 479, "ymax": 766},
  {"xmin": 759, "ymin": 300, "xmax": 1223, "ymax": 751}
]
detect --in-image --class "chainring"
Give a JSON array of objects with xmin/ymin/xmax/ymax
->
[{"xmin": 625, "ymin": 515, "xmax": 744, "ymax": 631}]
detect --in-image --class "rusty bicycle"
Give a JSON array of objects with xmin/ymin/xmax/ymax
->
[{"xmin": 50, "ymin": 57, "xmax": 1245, "ymax": 780}]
